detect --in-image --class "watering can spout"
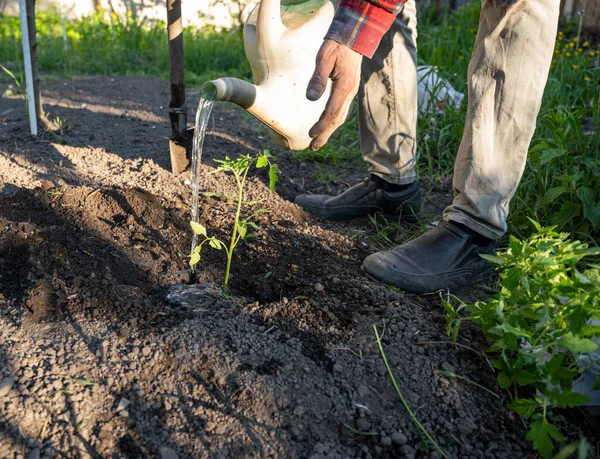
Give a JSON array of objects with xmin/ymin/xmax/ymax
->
[{"xmin": 202, "ymin": 78, "xmax": 257, "ymax": 109}]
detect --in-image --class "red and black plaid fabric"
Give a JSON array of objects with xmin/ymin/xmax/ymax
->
[{"xmin": 325, "ymin": 0, "xmax": 406, "ymax": 58}]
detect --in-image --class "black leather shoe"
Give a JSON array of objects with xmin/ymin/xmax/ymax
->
[
  {"xmin": 294, "ymin": 176, "xmax": 421, "ymax": 221},
  {"xmin": 362, "ymin": 221, "xmax": 495, "ymax": 293}
]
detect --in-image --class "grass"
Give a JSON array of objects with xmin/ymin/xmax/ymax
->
[
  {"xmin": 374, "ymin": 324, "xmax": 449, "ymax": 459},
  {"xmin": 0, "ymin": 8, "xmax": 250, "ymax": 86},
  {"xmin": 1, "ymin": 4, "xmax": 598, "ymax": 241}
]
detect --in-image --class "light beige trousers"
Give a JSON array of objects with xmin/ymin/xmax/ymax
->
[{"xmin": 359, "ymin": 0, "xmax": 560, "ymax": 239}]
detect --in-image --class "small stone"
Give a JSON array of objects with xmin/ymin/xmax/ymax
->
[
  {"xmin": 159, "ymin": 447, "xmax": 179, "ymax": 459},
  {"xmin": 141, "ymin": 346, "xmax": 151, "ymax": 356},
  {"xmin": 357, "ymin": 385, "xmax": 370, "ymax": 398},
  {"xmin": 117, "ymin": 398, "xmax": 131, "ymax": 411},
  {"xmin": 332, "ymin": 362, "xmax": 343, "ymax": 372},
  {"xmin": 174, "ymin": 347, "xmax": 186, "ymax": 359},
  {"xmin": 391, "ymin": 431, "xmax": 407, "ymax": 446},
  {"xmin": 441, "ymin": 362, "xmax": 455, "ymax": 373},
  {"xmin": 28, "ymin": 448, "xmax": 40, "ymax": 459},
  {"xmin": 40, "ymin": 181, "xmax": 55, "ymax": 192},
  {"xmin": 0, "ymin": 377, "xmax": 15, "ymax": 397},
  {"xmin": 380, "ymin": 436, "xmax": 392, "ymax": 447},
  {"xmin": 314, "ymin": 283, "xmax": 324, "ymax": 292}
]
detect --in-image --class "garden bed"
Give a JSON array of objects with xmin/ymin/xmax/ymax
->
[{"xmin": 0, "ymin": 76, "xmax": 597, "ymax": 458}]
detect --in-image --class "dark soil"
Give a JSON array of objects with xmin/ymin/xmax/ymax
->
[{"xmin": 0, "ymin": 76, "xmax": 598, "ymax": 458}]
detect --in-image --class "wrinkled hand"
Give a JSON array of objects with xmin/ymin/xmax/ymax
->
[{"xmin": 306, "ymin": 39, "xmax": 362, "ymax": 151}]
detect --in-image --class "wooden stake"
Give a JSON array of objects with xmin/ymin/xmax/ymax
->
[{"xmin": 25, "ymin": 0, "xmax": 44, "ymax": 120}]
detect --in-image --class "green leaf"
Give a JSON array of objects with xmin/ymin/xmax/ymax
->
[
  {"xmin": 574, "ymin": 269, "xmax": 591, "ymax": 285},
  {"xmin": 552, "ymin": 442, "xmax": 579, "ymax": 459},
  {"xmin": 268, "ymin": 163, "xmax": 279, "ymax": 192},
  {"xmin": 553, "ymin": 390, "xmax": 592, "ymax": 407},
  {"xmin": 189, "ymin": 252, "xmax": 200, "ymax": 266},
  {"xmin": 209, "ymin": 239, "xmax": 222, "ymax": 250},
  {"xmin": 497, "ymin": 371, "xmax": 512, "ymax": 389},
  {"xmin": 190, "ymin": 221, "xmax": 207, "ymax": 237},
  {"xmin": 545, "ymin": 423, "xmax": 566, "ymax": 442},
  {"xmin": 558, "ymin": 332, "xmax": 598, "ymax": 354},
  {"xmin": 578, "ymin": 187, "xmax": 600, "ymax": 228},
  {"xmin": 256, "ymin": 154, "xmax": 268, "ymax": 168},
  {"xmin": 536, "ymin": 186, "xmax": 567, "ymax": 210},
  {"xmin": 545, "ymin": 354, "xmax": 566, "ymax": 377},
  {"xmin": 552, "ymin": 201, "xmax": 581, "ymax": 228},
  {"xmin": 526, "ymin": 419, "xmax": 554, "ymax": 459},
  {"xmin": 540, "ymin": 147, "xmax": 567, "ymax": 165},
  {"xmin": 237, "ymin": 222, "xmax": 247, "ymax": 239},
  {"xmin": 580, "ymin": 325, "xmax": 600, "ymax": 338},
  {"xmin": 480, "ymin": 254, "xmax": 505, "ymax": 265},
  {"xmin": 512, "ymin": 371, "xmax": 540, "ymax": 386},
  {"xmin": 593, "ymin": 374, "xmax": 600, "ymax": 391},
  {"xmin": 508, "ymin": 398, "xmax": 539, "ymax": 417}
]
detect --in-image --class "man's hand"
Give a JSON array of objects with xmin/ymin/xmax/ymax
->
[{"xmin": 306, "ymin": 39, "xmax": 362, "ymax": 151}]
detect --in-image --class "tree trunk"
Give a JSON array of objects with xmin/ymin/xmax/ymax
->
[{"xmin": 25, "ymin": 0, "xmax": 44, "ymax": 121}]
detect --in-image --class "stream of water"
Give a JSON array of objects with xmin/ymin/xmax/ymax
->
[{"xmin": 189, "ymin": 95, "xmax": 215, "ymax": 263}]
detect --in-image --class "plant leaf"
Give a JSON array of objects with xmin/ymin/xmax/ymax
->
[
  {"xmin": 558, "ymin": 332, "xmax": 598, "ymax": 354},
  {"xmin": 592, "ymin": 374, "xmax": 600, "ymax": 391},
  {"xmin": 553, "ymin": 390, "xmax": 591, "ymax": 407},
  {"xmin": 552, "ymin": 201, "xmax": 581, "ymax": 228},
  {"xmin": 552, "ymin": 442, "xmax": 580, "ymax": 459},
  {"xmin": 526, "ymin": 419, "xmax": 554, "ymax": 459},
  {"xmin": 190, "ymin": 221, "xmax": 207, "ymax": 237},
  {"xmin": 536, "ymin": 186, "xmax": 567, "ymax": 210},
  {"xmin": 497, "ymin": 371, "xmax": 512, "ymax": 389},
  {"xmin": 209, "ymin": 239, "xmax": 222, "ymax": 250},
  {"xmin": 189, "ymin": 252, "xmax": 200, "ymax": 266},
  {"xmin": 268, "ymin": 163, "xmax": 279, "ymax": 192},
  {"xmin": 508, "ymin": 398, "xmax": 539, "ymax": 417},
  {"xmin": 512, "ymin": 371, "xmax": 539, "ymax": 386},
  {"xmin": 256, "ymin": 154, "xmax": 268, "ymax": 168},
  {"xmin": 545, "ymin": 422, "xmax": 566, "ymax": 442},
  {"xmin": 237, "ymin": 222, "xmax": 247, "ymax": 239},
  {"xmin": 480, "ymin": 254, "xmax": 505, "ymax": 265}
]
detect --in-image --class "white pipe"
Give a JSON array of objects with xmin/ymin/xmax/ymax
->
[
  {"xmin": 19, "ymin": 0, "xmax": 37, "ymax": 136},
  {"xmin": 563, "ymin": 0, "xmax": 575, "ymax": 20}
]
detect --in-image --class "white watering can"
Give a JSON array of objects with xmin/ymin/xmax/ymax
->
[{"xmin": 202, "ymin": 0, "xmax": 336, "ymax": 150}]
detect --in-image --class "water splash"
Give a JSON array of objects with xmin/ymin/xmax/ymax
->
[{"xmin": 190, "ymin": 94, "xmax": 215, "ymax": 263}]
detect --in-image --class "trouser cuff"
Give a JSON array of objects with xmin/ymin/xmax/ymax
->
[
  {"xmin": 444, "ymin": 213, "xmax": 503, "ymax": 241},
  {"xmin": 370, "ymin": 172, "xmax": 417, "ymax": 186}
]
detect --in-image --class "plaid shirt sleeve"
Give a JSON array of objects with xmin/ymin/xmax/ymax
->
[{"xmin": 325, "ymin": 0, "xmax": 406, "ymax": 58}]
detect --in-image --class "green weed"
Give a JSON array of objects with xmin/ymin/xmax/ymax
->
[{"xmin": 443, "ymin": 220, "xmax": 600, "ymax": 458}]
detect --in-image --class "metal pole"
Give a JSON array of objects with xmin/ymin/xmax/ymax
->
[{"xmin": 19, "ymin": 0, "xmax": 37, "ymax": 136}]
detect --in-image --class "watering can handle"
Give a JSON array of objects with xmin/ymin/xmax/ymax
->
[{"xmin": 256, "ymin": 0, "xmax": 286, "ymax": 47}]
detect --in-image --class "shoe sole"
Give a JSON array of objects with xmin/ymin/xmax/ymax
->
[{"xmin": 362, "ymin": 264, "xmax": 493, "ymax": 294}]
